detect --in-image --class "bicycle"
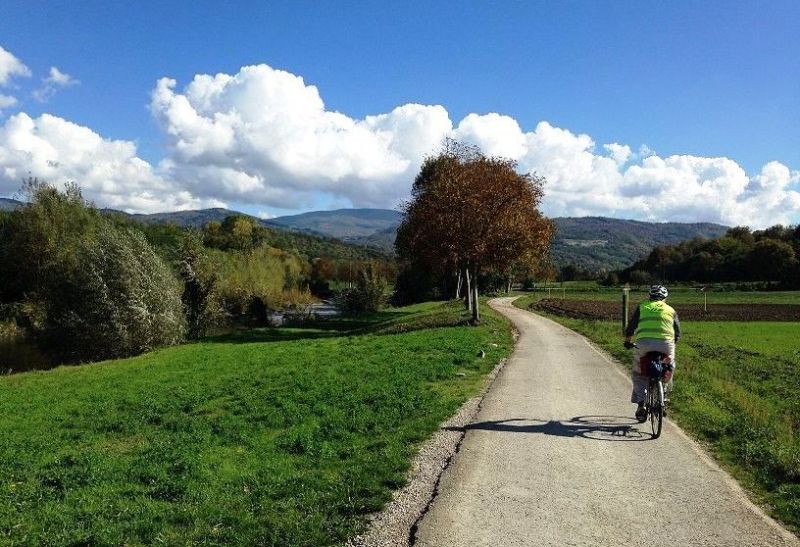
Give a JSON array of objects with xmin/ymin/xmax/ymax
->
[{"xmin": 626, "ymin": 343, "xmax": 674, "ymax": 439}]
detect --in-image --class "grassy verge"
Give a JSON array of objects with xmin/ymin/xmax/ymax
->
[
  {"xmin": 0, "ymin": 300, "xmax": 512, "ymax": 546},
  {"xmin": 514, "ymin": 298, "xmax": 800, "ymax": 531},
  {"xmin": 512, "ymin": 293, "xmax": 539, "ymax": 311}
]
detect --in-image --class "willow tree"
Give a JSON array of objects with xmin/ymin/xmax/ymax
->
[{"xmin": 397, "ymin": 140, "xmax": 552, "ymax": 323}]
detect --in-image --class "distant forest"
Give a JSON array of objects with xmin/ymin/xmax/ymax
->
[
  {"xmin": 549, "ymin": 217, "xmax": 728, "ymax": 272},
  {"xmin": 614, "ymin": 225, "xmax": 800, "ymax": 289}
]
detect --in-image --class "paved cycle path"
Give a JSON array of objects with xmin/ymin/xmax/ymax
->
[{"xmin": 414, "ymin": 297, "xmax": 798, "ymax": 547}]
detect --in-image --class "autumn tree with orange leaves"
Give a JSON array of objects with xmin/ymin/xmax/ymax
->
[{"xmin": 396, "ymin": 140, "xmax": 553, "ymax": 323}]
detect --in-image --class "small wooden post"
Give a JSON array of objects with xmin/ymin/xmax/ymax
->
[{"xmin": 622, "ymin": 283, "xmax": 631, "ymax": 334}]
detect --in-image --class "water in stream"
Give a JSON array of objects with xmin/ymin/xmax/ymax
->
[{"xmin": 0, "ymin": 323, "xmax": 54, "ymax": 375}]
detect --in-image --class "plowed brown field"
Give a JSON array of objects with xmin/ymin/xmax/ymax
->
[{"xmin": 530, "ymin": 298, "xmax": 800, "ymax": 321}]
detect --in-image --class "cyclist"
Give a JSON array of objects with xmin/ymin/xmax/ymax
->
[{"xmin": 624, "ymin": 285, "xmax": 681, "ymax": 422}]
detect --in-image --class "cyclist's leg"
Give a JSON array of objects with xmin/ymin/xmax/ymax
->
[
  {"xmin": 664, "ymin": 376, "xmax": 674, "ymax": 399},
  {"xmin": 631, "ymin": 372, "xmax": 648, "ymax": 404},
  {"xmin": 661, "ymin": 339, "xmax": 676, "ymax": 398},
  {"xmin": 631, "ymin": 346, "xmax": 647, "ymax": 404}
]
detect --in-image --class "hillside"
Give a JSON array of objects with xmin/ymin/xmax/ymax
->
[
  {"xmin": 258, "ymin": 224, "xmax": 389, "ymax": 261},
  {"xmin": 266, "ymin": 208, "xmax": 402, "ymax": 242},
  {"xmin": 550, "ymin": 217, "xmax": 728, "ymax": 271},
  {"xmin": 264, "ymin": 209, "xmax": 727, "ymax": 270},
  {"xmin": 115, "ymin": 207, "xmax": 236, "ymax": 228},
  {"xmin": 102, "ymin": 207, "xmax": 391, "ymax": 261},
  {"xmin": 106, "ymin": 206, "xmax": 401, "ymax": 258},
  {"xmin": 264, "ymin": 210, "xmax": 727, "ymax": 271}
]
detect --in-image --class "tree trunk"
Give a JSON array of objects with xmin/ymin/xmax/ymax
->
[
  {"xmin": 464, "ymin": 267, "xmax": 472, "ymax": 311},
  {"xmin": 471, "ymin": 265, "xmax": 480, "ymax": 324},
  {"xmin": 455, "ymin": 268, "xmax": 463, "ymax": 300},
  {"xmin": 507, "ymin": 275, "xmax": 512, "ymax": 294}
]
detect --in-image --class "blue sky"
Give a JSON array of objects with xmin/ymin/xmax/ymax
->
[{"xmin": 0, "ymin": 1, "xmax": 798, "ymax": 226}]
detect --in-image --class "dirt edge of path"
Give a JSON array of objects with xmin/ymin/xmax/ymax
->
[{"xmin": 346, "ymin": 300, "xmax": 517, "ymax": 547}]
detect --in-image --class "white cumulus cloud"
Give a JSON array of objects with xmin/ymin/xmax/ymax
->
[
  {"xmin": 0, "ymin": 46, "xmax": 31, "ymax": 115},
  {"xmin": 604, "ymin": 143, "xmax": 632, "ymax": 166},
  {"xmin": 0, "ymin": 46, "xmax": 30, "ymax": 86},
  {"xmin": 0, "ymin": 61, "xmax": 797, "ymax": 228},
  {"xmin": 0, "ymin": 112, "xmax": 223, "ymax": 212},
  {"xmin": 510, "ymin": 124, "xmax": 800, "ymax": 227},
  {"xmin": 149, "ymin": 65, "xmax": 454, "ymax": 208},
  {"xmin": 0, "ymin": 94, "xmax": 17, "ymax": 114},
  {"xmin": 453, "ymin": 113, "xmax": 527, "ymax": 159},
  {"xmin": 33, "ymin": 66, "xmax": 79, "ymax": 102}
]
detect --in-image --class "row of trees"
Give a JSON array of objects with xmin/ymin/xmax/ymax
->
[
  {"xmin": 201, "ymin": 215, "xmax": 397, "ymax": 297},
  {"xmin": 395, "ymin": 140, "xmax": 553, "ymax": 321},
  {"xmin": 617, "ymin": 225, "xmax": 800, "ymax": 287}
]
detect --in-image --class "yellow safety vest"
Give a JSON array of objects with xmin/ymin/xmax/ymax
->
[{"xmin": 635, "ymin": 301, "xmax": 676, "ymax": 341}]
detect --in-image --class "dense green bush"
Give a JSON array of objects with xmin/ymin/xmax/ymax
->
[
  {"xmin": 0, "ymin": 181, "xmax": 185, "ymax": 362},
  {"xmin": 39, "ymin": 223, "xmax": 186, "ymax": 361},
  {"xmin": 336, "ymin": 264, "xmax": 388, "ymax": 313},
  {"xmin": 0, "ymin": 181, "xmax": 97, "ymax": 305}
]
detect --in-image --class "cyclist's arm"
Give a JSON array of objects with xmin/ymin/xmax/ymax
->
[
  {"xmin": 624, "ymin": 306, "xmax": 640, "ymax": 342},
  {"xmin": 674, "ymin": 312, "xmax": 681, "ymax": 343}
]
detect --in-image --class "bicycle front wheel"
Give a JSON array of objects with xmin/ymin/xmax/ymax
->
[{"xmin": 650, "ymin": 381, "xmax": 664, "ymax": 439}]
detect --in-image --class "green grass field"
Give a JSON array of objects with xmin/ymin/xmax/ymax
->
[
  {"xmin": 0, "ymin": 301, "xmax": 512, "ymax": 546},
  {"xmin": 514, "ymin": 297, "xmax": 800, "ymax": 530}
]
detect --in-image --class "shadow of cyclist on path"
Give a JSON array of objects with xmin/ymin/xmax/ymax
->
[{"xmin": 445, "ymin": 415, "xmax": 655, "ymax": 441}]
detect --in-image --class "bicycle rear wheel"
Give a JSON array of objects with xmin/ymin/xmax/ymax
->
[{"xmin": 649, "ymin": 381, "xmax": 664, "ymax": 438}]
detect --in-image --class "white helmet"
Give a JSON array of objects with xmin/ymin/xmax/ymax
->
[{"xmin": 649, "ymin": 285, "xmax": 668, "ymax": 300}]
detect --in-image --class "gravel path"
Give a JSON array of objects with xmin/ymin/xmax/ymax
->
[{"xmin": 413, "ymin": 297, "xmax": 799, "ymax": 547}]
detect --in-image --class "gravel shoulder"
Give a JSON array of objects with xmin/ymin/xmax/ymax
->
[{"xmin": 413, "ymin": 297, "xmax": 799, "ymax": 547}]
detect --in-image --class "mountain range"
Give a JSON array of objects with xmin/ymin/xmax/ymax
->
[
  {"xmin": 265, "ymin": 208, "xmax": 728, "ymax": 271},
  {"xmin": 0, "ymin": 198, "xmax": 728, "ymax": 271}
]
